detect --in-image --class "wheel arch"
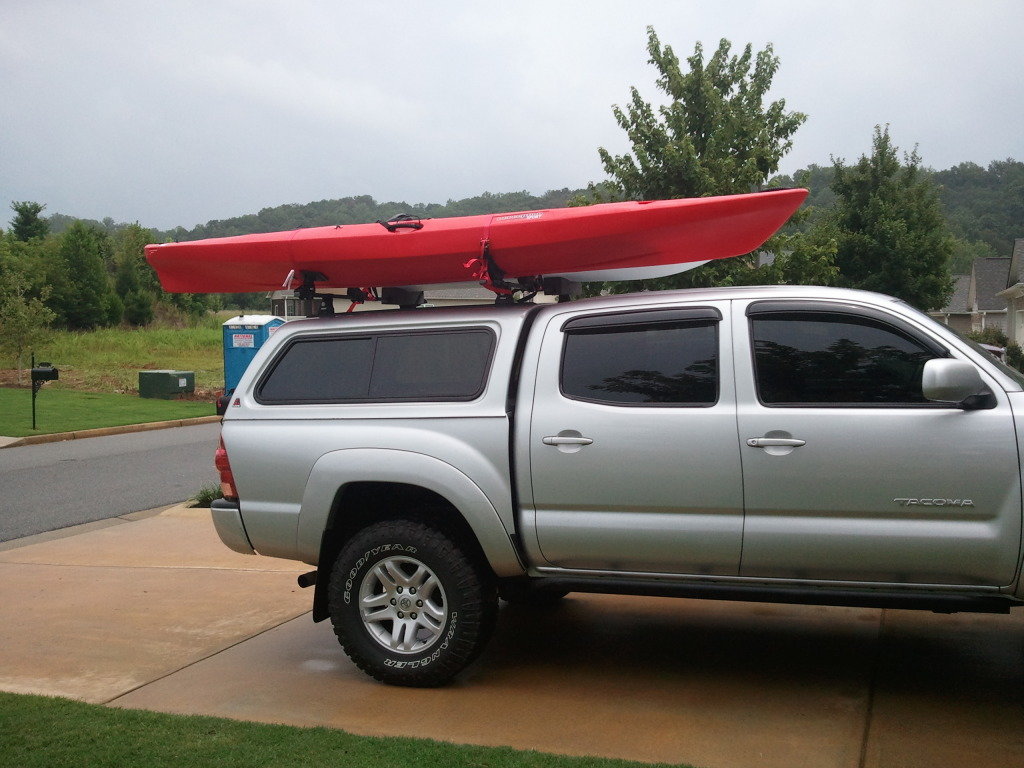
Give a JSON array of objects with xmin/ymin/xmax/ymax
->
[{"xmin": 299, "ymin": 449, "xmax": 525, "ymax": 621}]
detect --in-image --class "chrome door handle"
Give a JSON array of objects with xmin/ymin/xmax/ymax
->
[
  {"xmin": 746, "ymin": 437, "xmax": 806, "ymax": 448},
  {"xmin": 543, "ymin": 436, "xmax": 594, "ymax": 446}
]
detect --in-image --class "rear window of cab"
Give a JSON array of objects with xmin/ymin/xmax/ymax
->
[{"xmin": 255, "ymin": 328, "xmax": 496, "ymax": 404}]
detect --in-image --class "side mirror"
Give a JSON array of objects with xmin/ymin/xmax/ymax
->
[{"xmin": 922, "ymin": 359, "xmax": 987, "ymax": 405}]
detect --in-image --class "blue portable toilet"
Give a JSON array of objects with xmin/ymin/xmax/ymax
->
[{"xmin": 222, "ymin": 315, "xmax": 285, "ymax": 393}]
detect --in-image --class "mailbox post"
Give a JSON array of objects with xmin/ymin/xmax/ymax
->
[{"xmin": 30, "ymin": 354, "xmax": 59, "ymax": 431}]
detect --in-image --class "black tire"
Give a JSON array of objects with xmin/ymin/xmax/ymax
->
[
  {"xmin": 499, "ymin": 581, "xmax": 569, "ymax": 606},
  {"xmin": 327, "ymin": 519, "xmax": 497, "ymax": 687}
]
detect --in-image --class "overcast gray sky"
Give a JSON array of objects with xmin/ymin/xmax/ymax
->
[{"xmin": 2, "ymin": 0, "xmax": 1021, "ymax": 231}]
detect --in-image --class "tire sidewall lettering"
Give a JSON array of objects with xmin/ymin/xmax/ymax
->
[{"xmin": 383, "ymin": 611, "xmax": 459, "ymax": 669}]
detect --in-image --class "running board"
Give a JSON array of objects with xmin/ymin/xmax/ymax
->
[{"xmin": 537, "ymin": 577, "xmax": 1018, "ymax": 614}]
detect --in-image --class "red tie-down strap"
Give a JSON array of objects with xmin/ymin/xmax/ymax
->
[
  {"xmin": 346, "ymin": 287, "xmax": 379, "ymax": 313},
  {"xmin": 463, "ymin": 239, "xmax": 514, "ymax": 296}
]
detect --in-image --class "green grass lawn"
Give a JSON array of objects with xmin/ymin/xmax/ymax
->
[
  {"xmin": 0, "ymin": 692, "xmax": 685, "ymax": 768},
  {"xmin": 0, "ymin": 387, "xmax": 214, "ymax": 437}
]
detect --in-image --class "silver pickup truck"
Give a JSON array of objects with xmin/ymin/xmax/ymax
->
[{"xmin": 211, "ymin": 285, "xmax": 1024, "ymax": 686}]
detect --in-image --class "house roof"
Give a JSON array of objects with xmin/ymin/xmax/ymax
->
[
  {"xmin": 974, "ymin": 257, "xmax": 1010, "ymax": 311},
  {"xmin": 938, "ymin": 274, "xmax": 971, "ymax": 313}
]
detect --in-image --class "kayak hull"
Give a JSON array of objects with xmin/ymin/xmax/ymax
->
[{"xmin": 146, "ymin": 189, "xmax": 807, "ymax": 293}]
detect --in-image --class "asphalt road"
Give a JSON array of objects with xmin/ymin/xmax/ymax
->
[{"xmin": 0, "ymin": 423, "xmax": 221, "ymax": 542}]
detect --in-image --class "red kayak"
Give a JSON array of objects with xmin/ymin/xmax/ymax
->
[{"xmin": 146, "ymin": 189, "xmax": 807, "ymax": 293}]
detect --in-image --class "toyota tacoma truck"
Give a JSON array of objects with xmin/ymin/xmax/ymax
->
[{"xmin": 210, "ymin": 285, "xmax": 1024, "ymax": 686}]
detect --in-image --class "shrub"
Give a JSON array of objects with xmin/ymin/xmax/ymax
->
[
  {"xmin": 967, "ymin": 327, "xmax": 1009, "ymax": 347},
  {"xmin": 190, "ymin": 483, "xmax": 223, "ymax": 508},
  {"xmin": 1006, "ymin": 344, "xmax": 1024, "ymax": 373}
]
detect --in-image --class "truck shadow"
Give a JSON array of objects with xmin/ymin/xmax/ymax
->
[{"xmin": 482, "ymin": 593, "xmax": 1024, "ymax": 708}]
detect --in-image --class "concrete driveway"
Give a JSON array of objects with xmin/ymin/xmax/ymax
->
[{"xmin": 1, "ymin": 506, "xmax": 1022, "ymax": 768}]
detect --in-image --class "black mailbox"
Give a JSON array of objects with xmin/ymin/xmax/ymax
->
[
  {"xmin": 29, "ymin": 361, "xmax": 58, "ymax": 430},
  {"xmin": 31, "ymin": 363, "xmax": 59, "ymax": 386}
]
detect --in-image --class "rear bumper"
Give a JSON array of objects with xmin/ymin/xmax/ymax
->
[{"xmin": 211, "ymin": 498, "xmax": 255, "ymax": 555}]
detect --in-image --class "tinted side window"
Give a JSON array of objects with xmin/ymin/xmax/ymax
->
[
  {"xmin": 751, "ymin": 313, "xmax": 938, "ymax": 405},
  {"xmin": 257, "ymin": 329, "xmax": 495, "ymax": 404},
  {"xmin": 370, "ymin": 330, "xmax": 494, "ymax": 400},
  {"xmin": 259, "ymin": 337, "xmax": 373, "ymax": 402},
  {"xmin": 562, "ymin": 320, "xmax": 718, "ymax": 405}
]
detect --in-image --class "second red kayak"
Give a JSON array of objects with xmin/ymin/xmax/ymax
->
[{"xmin": 146, "ymin": 188, "xmax": 808, "ymax": 293}]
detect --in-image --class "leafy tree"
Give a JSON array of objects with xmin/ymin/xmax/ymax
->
[
  {"xmin": 582, "ymin": 28, "xmax": 834, "ymax": 293},
  {"xmin": 164, "ymin": 291, "xmax": 209, "ymax": 320},
  {"xmin": 102, "ymin": 292, "xmax": 124, "ymax": 326},
  {"xmin": 0, "ymin": 269, "xmax": 56, "ymax": 375},
  {"xmin": 123, "ymin": 290, "xmax": 154, "ymax": 326},
  {"xmin": 767, "ymin": 164, "xmax": 837, "ymax": 224},
  {"xmin": 10, "ymin": 201, "xmax": 49, "ymax": 241},
  {"xmin": 51, "ymin": 222, "xmax": 114, "ymax": 329},
  {"xmin": 598, "ymin": 29, "xmax": 806, "ymax": 201},
  {"xmin": 828, "ymin": 126, "xmax": 955, "ymax": 310},
  {"xmin": 113, "ymin": 224, "xmax": 159, "ymax": 325}
]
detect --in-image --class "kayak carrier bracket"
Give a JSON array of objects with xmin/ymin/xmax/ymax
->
[
  {"xmin": 465, "ymin": 240, "xmax": 541, "ymax": 304},
  {"xmin": 295, "ymin": 271, "xmax": 328, "ymax": 301},
  {"xmin": 292, "ymin": 271, "xmax": 353, "ymax": 318}
]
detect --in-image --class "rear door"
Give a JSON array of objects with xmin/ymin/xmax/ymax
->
[
  {"xmin": 733, "ymin": 299, "xmax": 1022, "ymax": 586},
  {"xmin": 527, "ymin": 301, "xmax": 744, "ymax": 575}
]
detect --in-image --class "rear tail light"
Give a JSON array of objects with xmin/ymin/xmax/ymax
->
[{"xmin": 214, "ymin": 435, "xmax": 239, "ymax": 501}]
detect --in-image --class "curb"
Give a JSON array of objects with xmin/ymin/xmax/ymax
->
[{"xmin": 0, "ymin": 415, "xmax": 221, "ymax": 449}]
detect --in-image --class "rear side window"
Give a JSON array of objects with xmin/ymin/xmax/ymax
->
[
  {"xmin": 257, "ymin": 329, "xmax": 495, "ymax": 404},
  {"xmin": 560, "ymin": 309, "xmax": 719, "ymax": 406},
  {"xmin": 258, "ymin": 337, "xmax": 373, "ymax": 402},
  {"xmin": 370, "ymin": 332, "xmax": 493, "ymax": 399}
]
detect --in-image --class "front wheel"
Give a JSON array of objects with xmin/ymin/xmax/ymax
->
[{"xmin": 327, "ymin": 520, "xmax": 497, "ymax": 687}]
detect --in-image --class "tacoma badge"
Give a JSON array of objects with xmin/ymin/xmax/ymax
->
[{"xmin": 893, "ymin": 498, "xmax": 975, "ymax": 507}]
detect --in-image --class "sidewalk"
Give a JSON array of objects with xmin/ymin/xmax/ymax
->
[{"xmin": 1, "ymin": 505, "xmax": 1022, "ymax": 768}]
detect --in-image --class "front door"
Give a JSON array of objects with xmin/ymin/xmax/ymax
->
[{"xmin": 734, "ymin": 299, "xmax": 1021, "ymax": 586}]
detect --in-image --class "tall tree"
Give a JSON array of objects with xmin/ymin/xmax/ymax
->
[
  {"xmin": 588, "ymin": 28, "xmax": 834, "ymax": 292},
  {"xmin": 10, "ymin": 201, "xmax": 49, "ymax": 241},
  {"xmin": 113, "ymin": 224, "xmax": 158, "ymax": 325},
  {"xmin": 51, "ymin": 222, "xmax": 114, "ymax": 329},
  {"xmin": 599, "ymin": 29, "xmax": 806, "ymax": 200},
  {"xmin": 829, "ymin": 126, "xmax": 954, "ymax": 310}
]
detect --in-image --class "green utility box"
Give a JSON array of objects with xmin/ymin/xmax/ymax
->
[{"xmin": 139, "ymin": 370, "xmax": 195, "ymax": 399}]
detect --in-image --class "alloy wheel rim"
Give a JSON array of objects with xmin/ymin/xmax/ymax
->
[{"xmin": 358, "ymin": 555, "xmax": 448, "ymax": 654}]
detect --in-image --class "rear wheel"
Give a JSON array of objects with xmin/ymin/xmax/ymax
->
[{"xmin": 327, "ymin": 519, "xmax": 496, "ymax": 687}]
